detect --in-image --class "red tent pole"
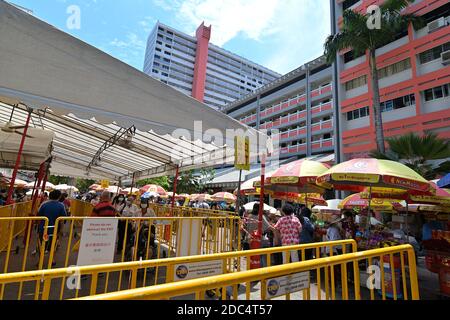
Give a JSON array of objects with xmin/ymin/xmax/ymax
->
[
  {"xmin": 171, "ymin": 165, "xmax": 179, "ymax": 215},
  {"xmin": 6, "ymin": 111, "xmax": 32, "ymax": 205},
  {"xmin": 31, "ymin": 162, "xmax": 45, "ymax": 215},
  {"xmin": 39, "ymin": 170, "xmax": 49, "ymax": 205},
  {"xmin": 257, "ymin": 154, "xmax": 266, "ymax": 248}
]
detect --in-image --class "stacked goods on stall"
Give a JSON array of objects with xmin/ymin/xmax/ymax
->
[{"xmin": 422, "ymin": 231, "xmax": 450, "ymax": 297}]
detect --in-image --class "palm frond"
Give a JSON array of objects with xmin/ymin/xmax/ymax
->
[{"xmin": 380, "ymin": 0, "xmax": 415, "ymax": 13}]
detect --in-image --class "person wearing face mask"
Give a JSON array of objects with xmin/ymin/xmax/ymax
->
[
  {"xmin": 139, "ymin": 198, "xmax": 157, "ymax": 257},
  {"xmin": 140, "ymin": 198, "xmax": 156, "ymax": 220},
  {"xmin": 114, "ymin": 194, "xmax": 127, "ymax": 254}
]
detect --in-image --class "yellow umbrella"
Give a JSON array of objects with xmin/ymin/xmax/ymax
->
[
  {"xmin": 317, "ymin": 158, "xmax": 432, "ymax": 194},
  {"xmin": 339, "ymin": 193, "xmax": 403, "ymax": 212},
  {"xmin": 267, "ymin": 159, "xmax": 329, "ymax": 194}
]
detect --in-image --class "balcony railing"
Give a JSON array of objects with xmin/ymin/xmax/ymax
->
[
  {"xmin": 260, "ymin": 94, "xmax": 307, "ymax": 118},
  {"xmin": 311, "ymin": 84, "xmax": 332, "ymax": 98},
  {"xmin": 311, "ymin": 119, "xmax": 333, "ymax": 132},
  {"xmin": 272, "ymin": 126, "xmax": 307, "ymax": 141},
  {"xmin": 260, "ymin": 110, "xmax": 307, "ymax": 130},
  {"xmin": 311, "ymin": 138, "xmax": 334, "ymax": 150},
  {"xmin": 311, "ymin": 101, "xmax": 333, "ymax": 114},
  {"xmin": 280, "ymin": 143, "xmax": 307, "ymax": 155}
]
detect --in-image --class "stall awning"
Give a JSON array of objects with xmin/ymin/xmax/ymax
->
[{"xmin": 0, "ymin": 1, "xmax": 268, "ymax": 181}]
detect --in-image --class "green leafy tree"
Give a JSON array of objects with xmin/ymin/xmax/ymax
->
[
  {"xmin": 75, "ymin": 178, "xmax": 96, "ymax": 193},
  {"xmin": 370, "ymin": 132, "xmax": 450, "ymax": 179},
  {"xmin": 136, "ymin": 176, "xmax": 170, "ymax": 190},
  {"xmin": 324, "ymin": 0, "xmax": 424, "ymax": 153},
  {"xmin": 48, "ymin": 175, "xmax": 69, "ymax": 185}
]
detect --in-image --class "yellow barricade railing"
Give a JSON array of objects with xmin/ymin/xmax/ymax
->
[
  {"xmin": 69, "ymin": 200, "xmax": 235, "ymax": 218},
  {"xmin": 69, "ymin": 199, "xmax": 93, "ymax": 217},
  {"xmin": 76, "ymin": 244, "xmax": 419, "ymax": 301},
  {"xmin": 0, "ymin": 201, "xmax": 33, "ymax": 249},
  {"xmin": 0, "ymin": 217, "xmax": 49, "ymax": 299},
  {"xmin": 0, "ymin": 240, "xmax": 355, "ymax": 300},
  {"xmin": 150, "ymin": 204, "xmax": 237, "ymax": 218}
]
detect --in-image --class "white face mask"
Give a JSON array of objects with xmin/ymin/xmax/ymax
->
[{"xmin": 141, "ymin": 204, "xmax": 148, "ymax": 209}]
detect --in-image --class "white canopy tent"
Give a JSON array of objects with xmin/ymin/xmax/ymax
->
[{"xmin": 0, "ymin": 1, "xmax": 269, "ymax": 182}]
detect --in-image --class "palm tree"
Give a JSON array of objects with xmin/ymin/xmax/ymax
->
[
  {"xmin": 324, "ymin": 0, "xmax": 424, "ymax": 153},
  {"xmin": 370, "ymin": 132, "xmax": 450, "ymax": 179}
]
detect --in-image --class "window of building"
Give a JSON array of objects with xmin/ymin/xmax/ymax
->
[
  {"xmin": 381, "ymin": 94, "xmax": 416, "ymax": 112},
  {"xmin": 346, "ymin": 106, "xmax": 369, "ymax": 121},
  {"xmin": 162, "ymin": 72, "xmax": 169, "ymax": 77},
  {"xmin": 378, "ymin": 59, "xmax": 411, "ymax": 79},
  {"xmin": 163, "ymin": 58, "xmax": 170, "ymax": 63},
  {"xmin": 155, "ymin": 48, "xmax": 162, "ymax": 52},
  {"xmin": 344, "ymin": 75, "xmax": 367, "ymax": 91},
  {"xmin": 152, "ymin": 69, "xmax": 159, "ymax": 74},
  {"xmin": 419, "ymin": 42, "xmax": 450, "ymax": 64},
  {"xmin": 156, "ymin": 41, "xmax": 163, "ymax": 45},
  {"xmin": 154, "ymin": 54, "xmax": 161, "ymax": 60},
  {"xmin": 343, "ymin": 0, "xmax": 360, "ymax": 11},
  {"xmin": 324, "ymin": 133, "xmax": 332, "ymax": 140},
  {"xmin": 424, "ymin": 83, "xmax": 450, "ymax": 102}
]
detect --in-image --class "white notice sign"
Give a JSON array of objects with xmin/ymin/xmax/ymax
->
[
  {"xmin": 76, "ymin": 218, "xmax": 118, "ymax": 266},
  {"xmin": 266, "ymin": 272, "xmax": 310, "ymax": 299},
  {"xmin": 174, "ymin": 260, "xmax": 223, "ymax": 282}
]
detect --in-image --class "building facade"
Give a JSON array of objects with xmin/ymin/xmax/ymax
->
[
  {"xmin": 331, "ymin": 0, "xmax": 450, "ymax": 160},
  {"xmin": 143, "ymin": 22, "xmax": 281, "ymax": 110},
  {"xmin": 224, "ymin": 56, "xmax": 335, "ymax": 160}
]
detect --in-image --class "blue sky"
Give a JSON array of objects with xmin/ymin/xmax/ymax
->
[{"xmin": 10, "ymin": 0, "xmax": 331, "ymax": 75}]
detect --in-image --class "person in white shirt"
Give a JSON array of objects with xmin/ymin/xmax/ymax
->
[{"xmin": 325, "ymin": 215, "xmax": 343, "ymax": 256}]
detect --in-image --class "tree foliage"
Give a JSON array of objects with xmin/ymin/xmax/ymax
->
[
  {"xmin": 370, "ymin": 132, "xmax": 450, "ymax": 180},
  {"xmin": 324, "ymin": 0, "xmax": 424, "ymax": 153}
]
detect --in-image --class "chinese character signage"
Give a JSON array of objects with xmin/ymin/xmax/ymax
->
[
  {"xmin": 76, "ymin": 218, "xmax": 118, "ymax": 266},
  {"xmin": 234, "ymin": 136, "xmax": 250, "ymax": 171}
]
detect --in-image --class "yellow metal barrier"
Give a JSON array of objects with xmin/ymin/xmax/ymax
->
[
  {"xmin": 46, "ymin": 216, "xmax": 240, "ymax": 269},
  {"xmin": 150, "ymin": 204, "xmax": 237, "ymax": 218},
  {"xmin": 69, "ymin": 199, "xmax": 93, "ymax": 217},
  {"xmin": 77, "ymin": 245, "xmax": 419, "ymax": 301},
  {"xmin": 0, "ymin": 217, "xmax": 49, "ymax": 299},
  {"xmin": 0, "ymin": 202, "xmax": 33, "ymax": 249},
  {"xmin": 0, "ymin": 240, "xmax": 355, "ymax": 300}
]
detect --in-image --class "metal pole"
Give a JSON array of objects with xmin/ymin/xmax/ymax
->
[
  {"xmin": 6, "ymin": 111, "xmax": 32, "ymax": 204},
  {"xmin": 31, "ymin": 162, "xmax": 45, "ymax": 215},
  {"xmin": 130, "ymin": 172, "xmax": 136, "ymax": 195},
  {"xmin": 171, "ymin": 165, "xmax": 179, "ymax": 215},
  {"xmin": 367, "ymin": 185, "xmax": 372, "ymax": 236},
  {"xmin": 257, "ymin": 154, "xmax": 266, "ymax": 248},
  {"xmin": 235, "ymin": 169, "xmax": 242, "ymax": 215}
]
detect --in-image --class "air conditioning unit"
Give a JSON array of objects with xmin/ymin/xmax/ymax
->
[
  {"xmin": 428, "ymin": 17, "xmax": 446, "ymax": 33},
  {"xmin": 442, "ymin": 50, "xmax": 450, "ymax": 66}
]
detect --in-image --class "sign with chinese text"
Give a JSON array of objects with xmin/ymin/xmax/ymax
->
[
  {"xmin": 76, "ymin": 218, "xmax": 118, "ymax": 266},
  {"xmin": 234, "ymin": 136, "xmax": 250, "ymax": 171},
  {"xmin": 101, "ymin": 180, "xmax": 109, "ymax": 189}
]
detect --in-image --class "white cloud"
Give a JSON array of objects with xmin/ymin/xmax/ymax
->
[
  {"xmin": 109, "ymin": 32, "xmax": 146, "ymax": 61},
  {"xmin": 153, "ymin": 0, "xmax": 330, "ymax": 74},
  {"xmin": 263, "ymin": 0, "xmax": 331, "ymax": 74},
  {"xmin": 154, "ymin": 0, "xmax": 279, "ymax": 46},
  {"xmin": 139, "ymin": 16, "xmax": 157, "ymax": 33}
]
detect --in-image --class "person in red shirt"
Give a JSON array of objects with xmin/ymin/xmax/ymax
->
[{"xmin": 91, "ymin": 191, "xmax": 116, "ymax": 217}]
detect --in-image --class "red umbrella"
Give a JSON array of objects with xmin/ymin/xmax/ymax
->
[{"xmin": 139, "ymin": 184, "xmax": 167, "ymax": 196}]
